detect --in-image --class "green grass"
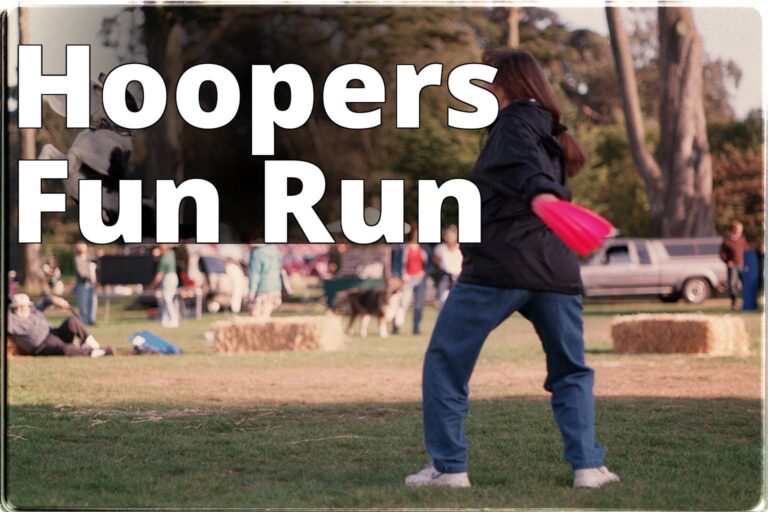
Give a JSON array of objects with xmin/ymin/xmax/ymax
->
[
  {"xmin": 6, "ymin": 399, "xmax": 762, "ymax": 509},
  {"xmin": 4, "ymin": 297, "xmax": 765, "ymax": 509}
]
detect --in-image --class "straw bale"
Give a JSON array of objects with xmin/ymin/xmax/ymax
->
[
  {"xmin": 6, "ymin": 336, "xmax": 28, "ymax": 358},
  {"xmin": 210, "ymin": 314, "xmax": 346, "ymax": 354},
  {"xmin": 611, "ymin": 314, "xmax": 749, "ymax": 356}
]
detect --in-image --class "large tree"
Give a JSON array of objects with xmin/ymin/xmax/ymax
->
[
  {"xmin": 607, "ymin": 6, "xmax": 716, "ymax": 236},
  {"xmin": 19, "ymin": 7, "xmax": 46, "ymax": 292},
  {"xmin": 507, "ymin": 7, "xmax": 521, "ymax": 47}
]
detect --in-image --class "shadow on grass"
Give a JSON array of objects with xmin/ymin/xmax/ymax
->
[
  {"xmin": 585, "ymin": 348, "xmax": 614, "ymax": 355},
  {"xmin": 4, "ymin": 396, "xmax": 762, "ymax": 510}
]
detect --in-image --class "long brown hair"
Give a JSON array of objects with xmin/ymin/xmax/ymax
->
[{"xmin": 482, "ymin": 49, "xmax": 586, "ymax": 177}]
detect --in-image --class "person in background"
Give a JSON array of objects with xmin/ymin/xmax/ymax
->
[
  {"xmin": 432, "ymin": 225, "xmax": 463, "ymax": 309},
  {"xmin": 329, "ymin": 243, "xmax": 348, "ymax": 275},
  {"xmin": 74, "ymin": 242, "xmax": 98, "ymax": 325},
  {"xmin": 390, "ymin": 244, "xmax": 404, "ymax": 279},
  {"xmin": 7, "ymin": 293, "xmax": 112, "ymax": 357},
  {"xmin": 149, "ymin": 244, "xmax": 180, "ymax": 328},
  {"xmin": 719, "ymin": 220, "xmax": 750, "ymax": 310},
  {"xmin": 394, "ymin": 224, "xmax": 429, "ymax": 335},
  {"xmin": 42, "ymin": 256, "xmax": 64, "ymax": 296},
  {"xmin": 247, "ymin": 244, "xmax": 284, "ymax": 318},
  {"xmin": 220, "ymin": 244, "xmax": 246, "ymax": 314}
]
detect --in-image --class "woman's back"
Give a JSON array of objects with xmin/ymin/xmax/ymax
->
[{"xmin": 459, "ymin": 100, "xmax": 581, "ymax": 294}]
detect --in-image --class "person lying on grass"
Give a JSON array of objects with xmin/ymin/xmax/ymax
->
[
  {"xmin": 7, "ymin": 293, "xmax": 113, "ymax": 357},
  {"xmin": 405, "ymin": 49, "xmax": 618, "ymax": 490}
]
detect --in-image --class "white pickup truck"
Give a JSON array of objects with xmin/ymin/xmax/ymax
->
[{"xmin": 580, "ymin": 237, "xmax": 728, "ymax": 304}]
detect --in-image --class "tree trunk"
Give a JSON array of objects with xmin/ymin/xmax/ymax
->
[
  {"xmin": 142, "ymin": 9, "xmax": 233, "ymax": 192},
  {"xmin": 164, "ymin": 22, "xmax": 186, "ymax": 185},
  {"xmin": 657, "ymin": 7, "xmax": 716, "ymax": 236},
  {"xmin": 507, "ymin": 7, "xmax": 521, "ymax": 48},
  {"xmin": 19, "ymin": 7, "xmax": 46, "ymax": 293},
  {"xmin": 143, "ymin": 10, "xmax": 181, "ymax": 194},
  {"xmin": 606, "ymin": 7, "xmax": 664, "ymax": 234},
  {"xmin": 606, "ymin": 7, "xmax": 715, "ymax": 237}
]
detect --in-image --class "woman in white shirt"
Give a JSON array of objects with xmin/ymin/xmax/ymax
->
[{"xmin": 432, "ymin": 225, "xmax": 463, "ymax": 308}]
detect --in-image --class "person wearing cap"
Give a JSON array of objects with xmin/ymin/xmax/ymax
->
[{"xmin": 7, "ymin": 294, "xmax": 112, "ymax": 357}]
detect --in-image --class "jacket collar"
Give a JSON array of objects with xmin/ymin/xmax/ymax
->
[{"xmin": 490, "ymin": 99, "xmax": 554, "ymax": 136}]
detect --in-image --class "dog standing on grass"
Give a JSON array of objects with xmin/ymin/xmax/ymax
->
[{"xmin": 333, "ymin": 278, "xmax": 402, "ymax": 338}]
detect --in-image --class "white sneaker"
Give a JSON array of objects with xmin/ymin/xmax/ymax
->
[
  {"xmin": 405, "ymin": 464, "xmax": 471, "ymax": 488},
  {"xmin": 573, "ymin": 466, "xmax": 620, "ymax": 488},
  {"xmin": 83, "ymin": 335, "xmax": 101, "ymax": 350},
  {"xmin": 90, "ymin": 348, "xmax": 114, "ymax": 358}
]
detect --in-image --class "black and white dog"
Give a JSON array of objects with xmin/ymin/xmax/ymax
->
[{"xmin": 333, "ymin": 278, "xmax": 402, "ymax": 338}]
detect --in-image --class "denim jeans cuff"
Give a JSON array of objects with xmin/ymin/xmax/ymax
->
[
  {"xmin": 571, "ymin": 459, "xmax": 605, "ymax": 470},
  {"xmin": 433, "ymin": 461, "xmax": 468, "ymax": 474}
]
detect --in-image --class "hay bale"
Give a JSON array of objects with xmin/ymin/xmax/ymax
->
[
  {"xmin": 6, "ymin": 336, "xmax": 29, "ymax": 358},
  {"xmin": 611, "ymin": 314, "xmax": 749, "ymax": 356},
  {"xmin": 210, "ymin": 314, "xmax": 346, "ymax": 354}
]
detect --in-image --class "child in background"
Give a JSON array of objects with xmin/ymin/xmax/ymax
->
[
  {"xmin": 43, "ymin": 256, "xmax": 64, "ymax": 296},
  {"xmin": 432, "ymin": 225, "xmax": 463, "ymax": 309}
]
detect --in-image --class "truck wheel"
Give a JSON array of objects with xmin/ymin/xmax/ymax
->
[
  {"xmin": 659, "ymin": 292, "xmax": 680, "ymax": 303},
  {"xmin": 682, "ymin": 278, "xmax": 711, "ymax": 304}
]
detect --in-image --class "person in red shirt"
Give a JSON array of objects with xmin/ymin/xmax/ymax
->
[
  {"xmin": 394, "ymin": 225, "xmax": 429, "ymax": 335},
  {"xmin": 719, "ymin": 220, "xmax": 750, "ymax": 309}
]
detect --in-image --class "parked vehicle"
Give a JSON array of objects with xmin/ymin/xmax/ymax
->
[{"xmin": 581, "ymin": 238, "xmax": 727, "ymax": 304}]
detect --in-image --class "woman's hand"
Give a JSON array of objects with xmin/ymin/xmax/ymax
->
[
  {"xmin": 531, "ymin": 193, "xmax": 559, "ymax": 215},
  {"xmin": 148, "ymin": 272, "xmax": 163, "ymax": 289},
  {"xmin": 532, "ymin": 192, "xmax": 559, "ymax": 205}
]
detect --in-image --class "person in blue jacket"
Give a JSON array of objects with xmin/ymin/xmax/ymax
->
[
  {"xmin": 247, "ymin": 244, "xmax": 284, "ymax": 318},
  {"xmin": 405, "ymin": 50, "xmax": 618, "ymax": 490}
]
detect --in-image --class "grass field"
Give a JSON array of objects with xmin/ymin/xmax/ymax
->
[{"xmin": 4, "ymin": 296, "xmax": 765, "ymax": 509}]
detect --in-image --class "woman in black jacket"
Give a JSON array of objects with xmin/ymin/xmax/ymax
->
[{"xmin": 405, "ymin": 50, "xmax": 618, "ymax": 490}]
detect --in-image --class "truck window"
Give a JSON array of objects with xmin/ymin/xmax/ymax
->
[
  {"xmin": 697, "ymin": 243, "xmax": 721, "ymax": 255},
  {"xmin": 664, "ymin": 243, "xmax": 696, "ymax": 257},
  {"xmin": 603, "ymin": 245, "xmax": 630, "ymax": 264},
  {"xmin": 636, "ymin": 242, "xmax": 651, "ymax": 264}
]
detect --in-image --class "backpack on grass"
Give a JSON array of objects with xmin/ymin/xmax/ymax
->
[{"xmin": 129, "ymin": 331, "xmax": 182, "ymax": 355}]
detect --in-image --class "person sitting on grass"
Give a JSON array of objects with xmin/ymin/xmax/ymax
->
[{"xmin": 7, "ymin": 293, "xmax": 113, "ymax": 357}]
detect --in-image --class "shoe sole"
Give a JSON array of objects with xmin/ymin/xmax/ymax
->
[{"xmin": 405, "ymin": 481, "xmax": 471, "ymax": 489}]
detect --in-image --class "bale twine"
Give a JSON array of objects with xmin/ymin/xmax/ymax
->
[
  {"xmin": 611, "ymin": 314, "xmax": 749, "ymax": 356},
  {"xmin": 210, "ymin": 314, "xmax": 346, "ymax": 354}
]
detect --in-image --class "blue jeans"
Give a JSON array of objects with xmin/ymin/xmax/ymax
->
[
  {"xmin": 75, "ymin": 282, "xmax": 97, "ymax": 324},
  {"xmin": 422, "ymin": 282, "xmax": 605, "ymax": 473},
  {"xmin": 395, "ymin": 274, "xmax": 427, "ymax": 333}
]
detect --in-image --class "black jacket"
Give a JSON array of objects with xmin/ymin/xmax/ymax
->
[{"xmin": 458, "ymin": 100, "xmax": 582, "ymax": 294}]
